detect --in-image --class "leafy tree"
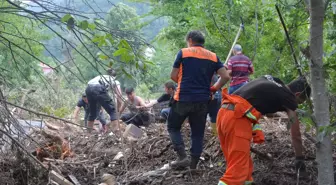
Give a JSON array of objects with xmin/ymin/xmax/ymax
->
[
  {"xmin": 144, "ymin": 0, "xmax": 316, "ymax": 82},
  {"xmin": 68, "ymin": 2, "xmax": 151, "ymax": 91},
  {"xmin": 106, "ymin": 3, "xmax": 139, "ymax": 30},
  {"xmin": 0, "ymin": 1, "xmax": 49, "ymax": 87}
]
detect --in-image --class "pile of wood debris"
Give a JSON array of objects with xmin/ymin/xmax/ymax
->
[{"xmin": 1, "ymin": 112, "xmax": 335, "ymax": 185}]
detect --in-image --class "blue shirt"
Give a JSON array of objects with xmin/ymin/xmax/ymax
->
[
  {"xmin": 173, "ymin": 46, "xmax": 224, "ymax": 102},
  {"xmin": 76, "ymin": 99, "xmax": 89, "ymax": 113}
]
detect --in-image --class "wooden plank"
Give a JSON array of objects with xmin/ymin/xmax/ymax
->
[
  {"xmin": 68, "ymin": 174, "xmax": 81, "ymax": 185},
  {"xmin": 49, "ymin": 170, "xmax": 74, "ymax": 185}
]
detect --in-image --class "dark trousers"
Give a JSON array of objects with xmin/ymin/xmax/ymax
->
[
  {"xmin": 229, "ymin": 81, "xmax": 248, "ymax": 94},
  {"xmin": 167, "ymin": 101, "xmax": 208, "ymax": 158},
  {"xmin": 85, "ymin": 84, "xmax": 117, "ymax": 121},
  {"xmin": 84, "ymin": 109, "xmax": 106, "ymax": 127},
  {"xmin": 121, "ymin": 112, "xmax": 150, "ymax": 127},
  {"xmin": 160, "ymin": 108, "xmax": 170, "ymax": 121},
  {"xmin": 208, "ymin": 92, "xmax": 222, "ymax": 123}
]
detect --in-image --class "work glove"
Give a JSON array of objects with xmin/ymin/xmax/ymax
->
[
  {"xmin": 252, "ymin": 124, "xmax": 265, "ymax": 144},
  {"xmin": 295, "ymin": 156, "xmax": 307, "ymax": 176},
  {"xmin": 210, "ymin": 86, "xmax": 217, "ymax": 93}
]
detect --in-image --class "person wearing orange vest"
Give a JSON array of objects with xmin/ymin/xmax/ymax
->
[
  {"xmin": 216, "ymin": 75, "xmax": 311, "ymax": 185},
  {"xmin": 169, "ymin": 30, "xmax": 230, "ymax": 169}
]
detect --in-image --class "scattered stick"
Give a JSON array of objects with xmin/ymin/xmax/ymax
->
[
  {"xmin": 44, "ymin": 156, "xmax": 101, "ymax": 165},
  {"xmin": 263, "ymin": 116, "xmax": 272, "ymax": 126},
  {"xmin": 49, "ymin": 163, "xmax": 62, "ymax": 174},
  {"xmin": 45, "ymin": 121, "xmax": 61, "ymax": 130},
  {"xmin": 49, "ymin": 170, "xmax": 74, "ymax": 185},
  {"xmin": 151, "ymin": 143, "xmax": 172, "ymax": 158},
  {"xmin": 304, "ymin": 132, "xmax": 317, "ymax": 144},
  {"xmin": 68, "ymin": 174, "xmax": 81, "ymax": 185},
  {"xmin": 250, "ymin": 148, "xmax": 273, "ymax": 160}
]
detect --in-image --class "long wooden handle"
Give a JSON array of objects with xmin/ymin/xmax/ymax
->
[{"xmin": 224, "ymin": 24, "xmax": 243, "ymax": 65}]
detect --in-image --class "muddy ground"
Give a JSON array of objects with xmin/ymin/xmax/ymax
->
[{"xmin": 1, "ymin": 116, "xmax": 335, "ymax": 185}]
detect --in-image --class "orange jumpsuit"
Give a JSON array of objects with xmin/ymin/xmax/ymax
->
[{"xmin": 217, "ymin": 89, "xmax": 261, "ymax": 185}]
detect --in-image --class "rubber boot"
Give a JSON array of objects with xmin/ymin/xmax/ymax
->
[
  {"xmin": 171, "ymin": 148, "xmax": 190, "ymax": 169},
  {"xmin": 295, "ymin": 156, "xmax": 308, "ymax": 178},
  {"xmin": 190, "ymin": 156, "xmax": 200, "ymax": 169}
]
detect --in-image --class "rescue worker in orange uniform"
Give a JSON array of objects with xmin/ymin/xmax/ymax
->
[{"xmin": 215, "ymin": 75, "xmax": 311, "ymax": 185}]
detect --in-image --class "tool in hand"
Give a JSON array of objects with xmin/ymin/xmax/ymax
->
[{"xmin": 224, "ymin": 17, "xmax": 245, "ymax": 65}]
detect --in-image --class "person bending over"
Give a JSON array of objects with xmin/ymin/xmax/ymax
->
[
  {"xmin": 216, "ymin": 75, "xmax": 310, "ymax": 185},
  {"xmin": 73, "ymin": 93, "xmax": 107, "ymax": 131},
  {"xmin": 85, "ymin": 69, "xmax": 121, "ymax": 133}
]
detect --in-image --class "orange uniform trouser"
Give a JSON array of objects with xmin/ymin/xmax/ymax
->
[{"xmin": 217, "ymin": 108, "xmax": 253, "ymax": 185}]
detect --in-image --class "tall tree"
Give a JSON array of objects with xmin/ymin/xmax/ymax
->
[{"xmin": 309, "ymin": 0, "xmax": 334, "ymax": 184}]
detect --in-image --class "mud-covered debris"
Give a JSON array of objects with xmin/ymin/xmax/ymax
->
[
  {"xmin": 6, "ymin": 118, "xmax": 336, "ymax": 185},
  {"xmin": 101, "ymin": 173, "xmax": 116, "ymax": 185}
]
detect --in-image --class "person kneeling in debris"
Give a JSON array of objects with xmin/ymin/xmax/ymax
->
[
  {"xmin": 143, "ymin": 81, "xmax": 176, "ymax": 122},
  {"xmin": 119, "ymin": 87, "xmax": 151, "ymax": 127},
  {"xmin": 85, "ymin": 69, "xmax": 122, "ymax": 133},
  {"xmin": 216, "ymin": 75, "xmax": 310, "ymax": 185},
  {"xmin": 73, "ymin": 93, "xmax": 107, "ymax": 131}
]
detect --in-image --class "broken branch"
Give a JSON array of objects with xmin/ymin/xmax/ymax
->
[{"xmin": 0, "ymin": 99, "xmax": 85, "ymax": 128}]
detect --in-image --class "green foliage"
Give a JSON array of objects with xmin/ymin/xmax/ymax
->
[
  {"xmin": 54, "ymin": 107, "xmax": 73, "ymax": 118},
  {"xmin": 146, "ymin": 0, "xmax": 312, "ymax": 81},
  {"xmin": 106, "ymin": 3, "xmax": 140, "ymax": 30},
  {"xmin": 62, "ymin": 14, "xmax": 94, "ymax": 31},
  {"xmin": 297, "ymin": 108, "xmax": 315, "ymax": 132},
  {"xmin": 69, "ymin": 2, "xmax": 149, "ymax": 87},
  {"xmin": 66, "ymin": 17, "xmax": 76, "ymax": 30},
  {"xmin": 140, "ymin": 41, "xmax": 176, "ymax": 89},
  {"xmin": 4, "ymin": 0, "xmax": 336, "ymax": 137},
  {"xmin": 135, "ymin": 83, "xmax": 152, "ymax": 100},
  {"xmin": 135, "ymin": 83, "xmax": 161, "ymax": 100},
  {"xmin": 97, "ymin": 53, "xmax": 109, "ymax": 60},
  {"xmin": 41, "ymin": 105, "xmax": 72, "ymax": 118},
  {"xmin": 0, "ymin": 1, "xmax": 48, "ymax": 87},
  {"xmin": 114, "ymin": 39, "xmax": 135, "ymax": 63},
  {"xmin": 1, "ymin": 0, "xmax": 164, "ymax": 123},
  {"xmin": 88, "ymin": 23, "xmax": 97, "ymax": 30},
  {"xmin": 138, "ymin": 0, "xmax": 336, "ymax": 134},
  {"xmin": 78, "ymin": 20, "xmax": 89, "ymax": 30},
  {"xmin": 61, "ymin": 14, "xmax": 73, "ymax": 23}
]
